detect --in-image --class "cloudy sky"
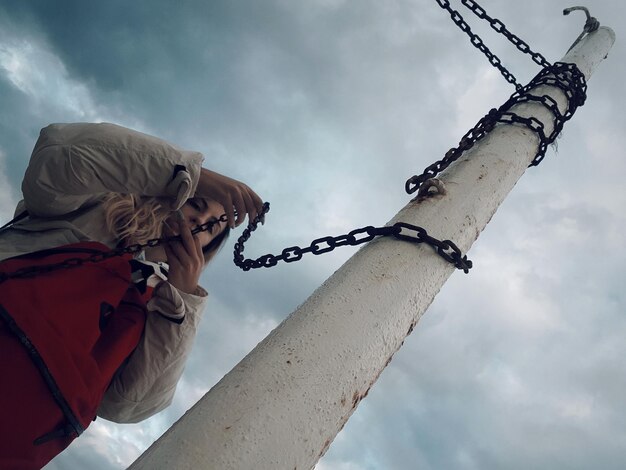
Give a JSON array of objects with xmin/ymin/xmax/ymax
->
[{"xmin": 0, "ymin": 1, "xmax": 624, "ymax": 468}]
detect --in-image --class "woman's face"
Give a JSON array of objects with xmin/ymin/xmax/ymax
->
[
  {"xmin": 144, "ymin": 197, "xmax": 228, "ymax": 263},
  {"xmin": 177, "ymin": 197, "xmax": 228, "ymax": 248}
]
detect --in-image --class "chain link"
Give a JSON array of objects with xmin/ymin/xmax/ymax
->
[
  {"xmin": 459, "ymin": 0, "xmax": 551, "ymax": 69},
  {"xmin": 435, "ymin": 0, "xmax": 551, "ymax": 89},
  {"xmin": 233, "ymin": 205, "xmax": 472, "ymax": 273}
]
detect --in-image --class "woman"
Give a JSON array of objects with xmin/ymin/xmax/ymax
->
[{"xmin": 0, "ymin": 122, "xmax": 263, "ymax": 425}]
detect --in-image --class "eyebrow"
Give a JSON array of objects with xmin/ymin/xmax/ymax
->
[{"xmin": 196, "ymin": 198, "xmax": 209, "ymax": 213}]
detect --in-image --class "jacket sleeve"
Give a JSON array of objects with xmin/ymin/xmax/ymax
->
[
  {"xmin": 97, "ymin": 283, "xmax": 208, "ymax": 423},
  {"xmin": 22, "ymin": 122, "xmax": 203, "ymax": 216}
]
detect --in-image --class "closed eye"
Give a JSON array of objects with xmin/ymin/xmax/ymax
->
[
  {"xmin": 188, "ymin": 199, "xmax": 201, "ymax": 211},
  {"xmin": 207, "ymin": 217, "xmax": 219, "ymax": 233}
]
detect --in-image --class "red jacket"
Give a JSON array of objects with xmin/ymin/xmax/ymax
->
[{"xmin": 0, "ymin": 242, "xmax": 147, "ymax": 469}]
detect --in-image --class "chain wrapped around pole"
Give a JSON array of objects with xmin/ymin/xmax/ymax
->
[
  {"xmin": 405, "ymin": 62, "xmax": 587, "ymax": 194},
  {"xmin": 406, "ymin": 1, "xmax": 589, "ymax": 194},
  {"xmin": 234, "ymin": 1, "xmax": 589, "ymax": 273},
  {"xmin": 233, "ymin": 203, "xmax": 472, "ymax": 273},
  {"xmin": 1, "ymin": 1, "xmax": 592, "ymax": 281}
]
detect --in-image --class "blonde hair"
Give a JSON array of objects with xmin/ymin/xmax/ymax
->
[
  {"xmin": 101, "ymin": 193, "xmax": 230, "ymax": 263},
  {"xmin": 101, "ymin": 193, "xmax": 171, "ymax": 246}
]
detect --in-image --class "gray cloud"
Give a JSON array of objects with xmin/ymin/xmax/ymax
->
[{"xmin": 0, "ymin": 0, "xmax": 623, "ymax": 469}]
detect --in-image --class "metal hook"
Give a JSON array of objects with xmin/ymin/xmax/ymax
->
[
  {"xmin": 563, "ymin": 6, "xmax": 590, "ymax": 21},
  {"xmin": 413, "ymin": 178, "xmax": 447, "ymax": 202},
  {"xmin": 563, "ymin": 6, "xmax": 600, "ymax": 53}
]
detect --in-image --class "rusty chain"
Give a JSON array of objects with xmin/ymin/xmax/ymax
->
[
  {"xmin": 405, "ymin": 61, "xmax": 587, "ymax": 193},
  {"xmin": 0, "ymin": 215, "xmax": 229, "ymax": 284},
  {"xmin": 1, "ymin": 1, "xmax": 590, "ymax": 280},
  {"xmin": 233, "ymin": 204, "xmax": 472, "ymax": 273},
  {"xmin": 233, "ymin": 2, "xmax": 587, "ymax": 272},
  {"xmin": 435, "ymin": 0, "xmax": 551, "ymax": 89}
]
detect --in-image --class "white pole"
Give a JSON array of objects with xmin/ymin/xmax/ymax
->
[{"xmin": 128, "ymin": 27, "xmax": 615, "ymax": 470}]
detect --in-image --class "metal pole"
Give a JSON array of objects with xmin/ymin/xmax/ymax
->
[{"xmin": 128, "ymin": 27, "xmax": 615, "ymax": 470}]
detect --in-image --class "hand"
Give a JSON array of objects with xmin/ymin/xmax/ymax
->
[
  {"xmin": 195, "ymin": 168, "xmax": 264, "ymax": 229},
  {"xmin": 162, "ymin": 215, "xmax": 204, "ymax": 295}
]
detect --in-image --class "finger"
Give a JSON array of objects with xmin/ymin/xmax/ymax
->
[
  {"xmin": 194, "ymin": 232, "xmax": 203, "ymax": 260},
  {"xmin": 244, "ymin": 186, "xmax": 265, "ymax": 225},
  {"xmin": 187, "ymin": 218, "xmax": 204, "ymax": 260},
  {"xmin": 163, "ymin": 239, "xmax": 183, "ymax": 268},
  {"xmin": 164, "ymin": 219, "xmax": 191, "ymax": 261},
  {"xmin": 231, "ymin": 188, "xmax": 246, "ymax": 227},
  {"xmin": 163, "ymin": 221, "xmax": 179, "ymax": 243},
  {"xmin": 240, "ymin": 189, "xmax": 258, "ymax": 225},
  {"xmin": 248, "ymin": 187, "xmax": 264, "ymax": 216},
  {"xmin": 249, "ymin": 189, "xmax": 263, "ymax": 222},
  {"xmin": 223, "ymin": 194, "xmax": 236, "ymax": 229},
  {"xmin": 177, "ymin": 212, "xmax": 198, "ymax": 257},
  {"xmin": 182, "ymin": 214, "xmax": 206, "ymax": 263}
]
